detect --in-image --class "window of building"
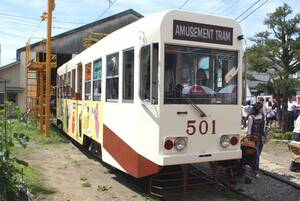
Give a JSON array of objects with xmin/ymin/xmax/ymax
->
[
  {"xmin": 93, "ymin": 59, "xmax": 102, "ymax": 101},
  {"xmin": 0, "ymin": 92, "xmax": 4, "ymax": 108},
  {"xmin": 85, "ymin": 63, "xmax": 92, "ymax": 100},
  {"xmin": 106, "ymin": 53, "xmax": 119, "ymax": 102},
  {"xmin": 123, "ymin": 49, "xmax": 134, "ymax": 102},
  {"xmin": 8, "ymin": 92, "xmax": 17, "ymax": 103}
]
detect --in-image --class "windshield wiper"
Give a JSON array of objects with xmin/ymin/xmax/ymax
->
[{"xmin": 174, "ymin": 87, "xmax": 207, "ymax": 117}]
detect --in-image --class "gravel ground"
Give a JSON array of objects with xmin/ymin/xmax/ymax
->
[
  {"xmin": 236, "ymin": 170, "xmax": 300, "ymax": 201},
  {"xmin": 261, "ymin": 140, "xmax": 300, "ymax": 185},
  {"xmin": 21, "ymin": 140, "xmax": 249, "ymax": 201},
  {"xmin": 234, "ymin": 140, "xmax": 300, "ymax": 201}
]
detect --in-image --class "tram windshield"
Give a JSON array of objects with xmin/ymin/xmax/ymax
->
[{"xmin": 164, "ymin": 44, "xmax": 238, "ymax": 104}]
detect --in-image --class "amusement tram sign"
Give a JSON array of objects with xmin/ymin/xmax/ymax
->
[{"xmin": 173, "ymin": 20, "xmax": 233, "ymax": 45}]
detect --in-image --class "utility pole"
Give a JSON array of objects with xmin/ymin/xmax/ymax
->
[{"xmin": 45, "ymin": 0, "xmax": 55, "ymax": 136}]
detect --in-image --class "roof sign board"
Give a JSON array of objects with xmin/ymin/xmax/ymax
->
[{"xmin": 173, "ymin": 20, "xmax": 233, "ymax": 45}]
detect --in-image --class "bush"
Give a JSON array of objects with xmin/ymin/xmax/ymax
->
[
  {"xmin": 272, "ymin": 131, "xmax": 293, "ymax": 140},
  {"xmin": 0, "ymin": 102, "xmax": 29, "ymax": 201}
]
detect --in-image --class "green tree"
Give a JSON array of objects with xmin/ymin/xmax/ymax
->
[{"xmin": 247, "ymin": 3, "xmax": 300, "ymax": 131}]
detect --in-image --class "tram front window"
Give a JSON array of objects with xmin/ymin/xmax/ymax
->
[{"xmin": 164, "ymin": 44, "xmax": 238, "ymax": 104}]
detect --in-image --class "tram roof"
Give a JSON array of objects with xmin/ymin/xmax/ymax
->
[{"xmin": 57, "ymin": 10, "xmax": 242, "ymax": 75}]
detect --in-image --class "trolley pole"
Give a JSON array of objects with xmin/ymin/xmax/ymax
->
[{"xmin": 45, "ymin": 0, "xmax": 55, "ymax": 136}]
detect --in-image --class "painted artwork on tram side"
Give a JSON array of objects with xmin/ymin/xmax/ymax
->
[
  {"xmin": 63, "ymin": 99, "xmax": 68, "ymax": 131},
  {"xmin": 81, "ymin": 101, "xmax": 104, "ymax": 143},
  {"xmin": 56, "ymin": 98, "xmax": 63, "ymax": 121}
]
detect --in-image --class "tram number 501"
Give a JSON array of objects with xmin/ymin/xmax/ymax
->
[{"xmin": 186, "ymin": 120, "xmax": 216, "ymax": 135}]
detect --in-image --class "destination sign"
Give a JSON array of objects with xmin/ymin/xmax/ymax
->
[{"xmin": 173, "ymin": 20, "xmax": 233, "ymax": 45}]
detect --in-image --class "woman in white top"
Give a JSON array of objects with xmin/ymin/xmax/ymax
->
[
  {"xmin": 293, "ymin": 115, "xmax": 300, "ymax": 139},
  {"xmin": 290, "ymin": 115, "xmax": 300, "ymax": 172}
]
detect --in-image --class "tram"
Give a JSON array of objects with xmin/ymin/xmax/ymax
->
[{"xmin": 56, "ymin": 10, "xmax": 244, "ymax": 180}]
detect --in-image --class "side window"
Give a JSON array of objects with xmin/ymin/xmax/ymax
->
[
  {"xmin": 60, "ymin": 75, "xmax": 63, "ymax": 98},
  {"xmin": 85, "ymin": 63, "xmax": 92, "ymax": 100},
  {"xmin": 106, "ymin": 53, "xmax": 119, "ymax": 102},
  {"xmin": 123, "ymin": 49, "xmax": 134, "ymax": 102},
  {"xmin": 71, "ymin": 69, "xmax": 76, "ymax": 98},
  {"xmin": 77, "ymin": 64, "xmax": 83, "ymax": 100},
  {"xmin": 140, "ymin": 44, "xmax": 159, "ymax": 104},
  {"xmin": 140, "ymin": 45, "xmax": 151, "ymax": 101},
  {"xmin": 152, "ymin": 43, "xmax": 159, "ymax": 104},
  {"xmin": 67, "ymin": 72, "xmax": 71, "ymax": 98},
  {"xmin": 93, "ymin": 59, "xmax": 102, "ymax": 101},
  {"xmin": 63, "ymin": 74, "xmax": 67, "ymax": 98},
  {"xmin": 56, "ymin": 76, "xmax": 60, "ymax": 98}
]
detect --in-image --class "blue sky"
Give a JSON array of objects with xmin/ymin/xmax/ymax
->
[{"xmin": 0, "ymin": 0, "xmax": 299, "ymax": 66}]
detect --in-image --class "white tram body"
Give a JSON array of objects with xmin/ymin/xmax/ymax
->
[{"xmin": 56, "ymin": 10, "xmax": 244, "ymax": 178}]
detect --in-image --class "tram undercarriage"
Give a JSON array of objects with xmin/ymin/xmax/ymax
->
[{"xmin": 149, "ymin": 160, "xmax": 240, "ymax": 197}]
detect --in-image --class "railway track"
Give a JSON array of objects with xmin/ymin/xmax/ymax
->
[
  {"xmin": 260, "ymin": 168, "xmax": 300, "ymax": 190},
  {"xmin": 55, "ymin": 126, "xmax": 299, "ymax": 201}
]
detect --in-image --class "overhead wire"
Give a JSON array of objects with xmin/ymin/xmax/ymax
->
[
  {"xmin": 207, "ymin": 0, "xmax": 228, "ymax": 14},
  {"xmin": 0, "ymin": 12, "xmax": 86, "ymax": 25},
  {"xmin": 235, "ymin": 0, "xmax": 262, "ymax": 20},
  {"xmin": 238, "ymin": 0, "xmax": 272, "ymax": 23},
  {"xmin": 96, "ymin": 0, "xmax": 118, "ymax": 20},
  {"xmin": 0, "ymin": 18, "xmax": 72, "ymax": 30},
  {"xmin": 179, "ymin": 0, "xmax": 191, "ymax": 9},
  {"xmin": 217, "ymin": 0, "xmax": 241, "ymax": 16}
]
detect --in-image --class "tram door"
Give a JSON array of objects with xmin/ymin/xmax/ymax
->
[{"xmin": 76, "ymin": 64, "xmax": 83, "ymax": 141}]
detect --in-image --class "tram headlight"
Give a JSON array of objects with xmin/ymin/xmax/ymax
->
[
  {"xmin": 174, "ymin": 137, "xmax": 187, "ymax": 151},
  {"xmin": 220, "ymin": 135, "xmax": 230, "ymax": 148}
]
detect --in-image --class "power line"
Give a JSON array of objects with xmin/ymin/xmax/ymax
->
[
  {"xmin": 179, "ymin": 0, "xmax": 191, "ymax": 9},
  {"xmin": 235, "ymin": 0, "xmax": 262, "ymax": 20},
  {"xmin": 217, "ymin": 0, "xmax": 241, "ymax": 16},
  {"xmin": 0, "ymin": 18, "xmax": 72, "ymax": 30},
  {"xmin": 96, "ymin": 0, "xmax": 118, "ymax": 20},
  {"xmin": 238, "ymin": 0, "xmax": 272, "ymax": 23},
  {"xmin": 0, "ymin": 30, "xmax": 28, "ymax": 39},
  {"xmin": 207, "ymin": 0, "xmax": 227, "ymax": 14},
  {"xmin": 0, "ymin": 12, "xmax": 86, "ymax": 25}
]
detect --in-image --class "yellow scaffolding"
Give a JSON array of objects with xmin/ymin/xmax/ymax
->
[
  {"xmin": 25, "ymin": 38, "xmax": 56, "ymax": 135},
  {"xmin": 25, "ymin": 0, "xmax": 56, "ymax": 136}
]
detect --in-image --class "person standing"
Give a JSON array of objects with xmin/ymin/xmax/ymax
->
[
  {"xmin": 247, "ymin": 102, "xmax": 265, "ymax": 178},
  {"xmin": 289, "ymin": 115, "xmax": 300, "ymax": 172},
  {"xmin": 242, "ymin": 101, "xmax": 251, "ymax": 128},
  {"xmin": 288, "ymin": 98, "xmax": 296, "ymax": 131}
]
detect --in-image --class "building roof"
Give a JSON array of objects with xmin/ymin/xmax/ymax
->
[
  {"xmin": 16, "ymin": 9, "xmax": 143, "ymax": 57},
  {"xmin": 0, "ymin": 61, "xmax": 20, "ymax": 71}
]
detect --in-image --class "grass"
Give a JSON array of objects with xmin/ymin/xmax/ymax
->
[
  {"xmin": 14, "ymin": 120, "xmax": 66, "ymax": 146},
  {"xmin": 11, "ymin": 119, "xmax": 62, "ymax": 196},
  {"xmin": 97, "ymin": 185, "xmax": 111, "ymax": 192},
  {"xmin": 272, "ymin": 131, "xmax": 293, "ymax": 140},
  {"xmin": 17, "ymin": 164, "xmax": 56, "ymax": 195},
  {"xmin": 11, "ymin": 145, "xmax": 33, "ymax": 156},
  {"xmin": 81, "ymin": 181, "xmax": 92, "ymax": 188}
]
